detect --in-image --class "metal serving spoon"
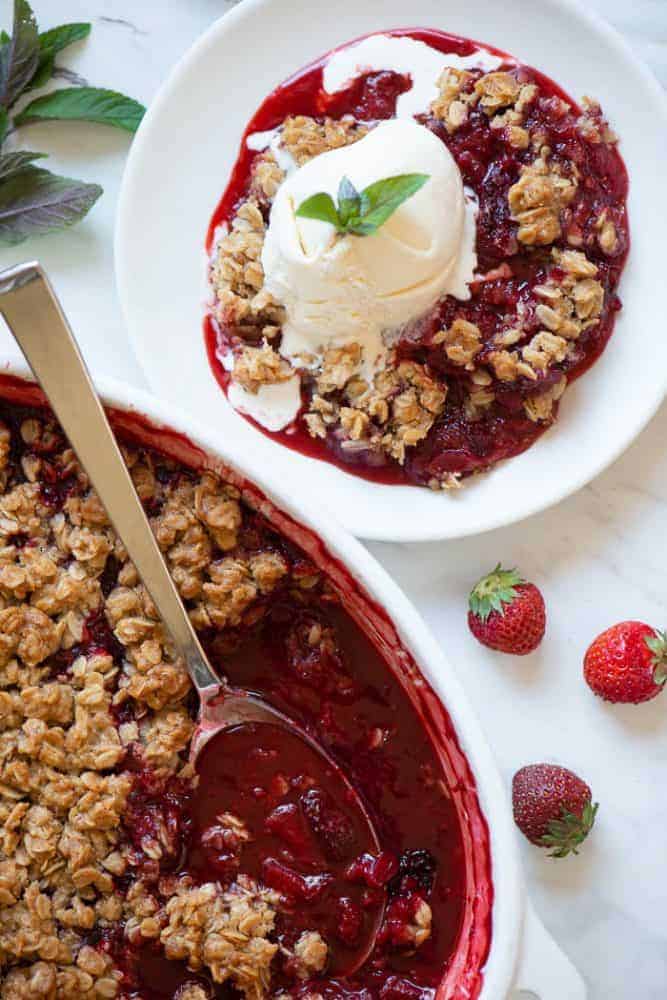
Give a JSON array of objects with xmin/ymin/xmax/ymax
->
[{"xmin": 0, "ymin": 262, "xmax": 384, "ymax": 970}]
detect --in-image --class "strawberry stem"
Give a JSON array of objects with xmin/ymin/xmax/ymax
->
[
  {"xmin": 540, "ymin": 801, "xmax": 598, "ymax": 858},
  {"xmin": 469, "ymin": 564, "xmax": 524, "ymax": 623},
  {"xmin": 645, "ymin": 629, "xmax": 667, "ymax": 686}
]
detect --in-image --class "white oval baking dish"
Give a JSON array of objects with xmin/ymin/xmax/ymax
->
[{"xmin": 0, "ymin": 364, "xmax": 585, "ymax": 1000}]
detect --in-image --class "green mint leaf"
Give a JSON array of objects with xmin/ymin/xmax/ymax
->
[
  {"xmin": 337, "ymin": 175, "xmax": 360, "ymax": 227},
  {"xmin": 0, "ymin": 0, "xmax": 39, "ymax": 108},
  {"xmin": 346, "ymin": 220, "xmax": 378, "ymax": 236},
  {"xmin": 26, "ymin": 47, "xmax": 52, "ymax": 90},
  {"xmin": 15, "ymin": 86, "xmax": 146, "ymax": 132},
  {"xmin": 0, "ymin": 165, "xmax": 101, "ymax": 244},
  {"xmin": 295, "ymin": 191, "xmax": 341, "ymax": 229},
  {"xmin": 39, "ymin": 21, "xmax": 91, "ymax": 56},
  {"xmin": 0, "ymin": 149, "xmax": 46, "ymax": 181},
  {"xmin": 296, "ymin": 172, "xmax": 431, "ymax": 237},
  {"xmin": 357, "ymin": 173, "xmax": 430, "ymax": 232},
  {"xmin": 0, "ymin": 31, "xmax": 9, "ymax": 46}
]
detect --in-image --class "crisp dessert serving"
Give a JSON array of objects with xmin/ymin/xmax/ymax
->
[
  {"xmin": 0, "ymin": 379, "xmax": 491, "ymax": 999},
  {"xmin": 205, "ymin": 29, "xmax": 629, "ymax": 490}
]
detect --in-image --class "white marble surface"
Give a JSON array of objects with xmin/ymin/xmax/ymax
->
[{"xmin": 0, "ymin": 1, "xmax": 665, "ymax": 997}]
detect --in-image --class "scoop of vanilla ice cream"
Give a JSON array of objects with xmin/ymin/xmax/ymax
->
[{"xmin": 261, "ymin": 119, "xmax": 473, "ymax": 376}]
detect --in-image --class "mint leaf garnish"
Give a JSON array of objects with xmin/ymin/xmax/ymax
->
[
  {"xmin": 0, "ymin": 149, "xmax": 46, "ymax": 182},
  {"xmin": 15, "ymin": 86, "xmax": 145, "ymax": 132},
  {"xmin": 337, "ymin": 175, "xmax": 361, "ymax": 227},
  {"xmin": 0, "ymin": 0, "xmax": 39, "ymax": 108},
  {"xmin": 357, "ymin": 173, "xmax": 431, "ymax": 231},
  {"xmin": 38, "ymin": 21, "xmax": 91, "ymax": 57},
  {"xmin": 0, "ymin": 1, "xmax": 146, "ymax": 242},
  {"xmin": 295, "ymin": 172, "xmax": 430, "ymax": 237},
  {"xmin": 294, "ymin": 191, "xmax": 341, "ymax": 229},
  {"xmin": 27, "ymin": 23, "xmax": 91, "ymax": 92}
]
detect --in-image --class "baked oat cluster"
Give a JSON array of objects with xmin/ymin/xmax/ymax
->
[
  {"xmin": 208, "ymin": 51, "xmax": 628, "ymax": 490},
  {"xmin": 0, "ymin": 401, "xmax": 439, "ymax": 999}
]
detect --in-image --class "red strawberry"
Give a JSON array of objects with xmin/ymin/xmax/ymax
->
[
  {"xmin": 468, "ymin": 565, "xmax": 545, "ymax": 654},
  {"xmin": 583, "ymin": 620, "xmax": 667, "ymax": 704},
  {"xmin": 512, "ymin": 764, "xmax": 598, "ymax": 858}
]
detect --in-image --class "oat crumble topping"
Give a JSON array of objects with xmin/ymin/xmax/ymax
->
[
  {"xmin": 0, "ymin": 396, "xmax": 447, "ymax": 997},
  {"xmin": 161, "ymin": 877, "xmax": 279, "ymax": 997},
  {"xmin": 0, "ymin": 408, "xmax": 313, "ymax": 998},
  {"xmin": 508, "ymin": 150, "xmax": 577, "ymax": 246},
  {"xmin": 280, "ymin": 116, "xmax": 367, "ymax": 166}
]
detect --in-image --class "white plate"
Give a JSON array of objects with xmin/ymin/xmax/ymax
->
[{"xmin": 116, "ymin": 0, "xmax": 667, "ymax": 542}]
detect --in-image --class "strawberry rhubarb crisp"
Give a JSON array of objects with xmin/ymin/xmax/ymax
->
[
  {"xmin": 0, "ymin": 390, "xmax": 486, "ymax": 998},
  {"xmin": 206, "ymin": 29, "xmax": 629, "ymax": 489}
]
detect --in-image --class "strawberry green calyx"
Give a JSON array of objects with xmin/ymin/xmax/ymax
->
[
  {"xmin": 469, "ymin": 564, "xmax": 524, "ymax": 623},
  {"xmin": 645, "ymin": 629, "xmax": 667, "ymax": 686},
  {"xmin": 540, "ymin": 801, "xmax": 598, "ymax": 859}
]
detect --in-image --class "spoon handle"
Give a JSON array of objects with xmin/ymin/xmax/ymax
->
[{"xmin": 0, "ymin": 261, "xmax": 219, "ymax": 695}]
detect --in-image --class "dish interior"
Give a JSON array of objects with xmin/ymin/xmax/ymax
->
[{"xmin": 0, "ymin": 375, "xmax": 491, "ymax": 1000}]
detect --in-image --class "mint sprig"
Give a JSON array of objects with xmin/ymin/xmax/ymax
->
[
  {"xmin": 0, "ymin": 0, "xmax": 146, "ymax": 246},
  {"xmin": 15, "ymin": 87, "xmax": 145, "ymax": 132},
  {"xmin": 295, "ymin": 172, "xmax": 430, "ymax": 237}
]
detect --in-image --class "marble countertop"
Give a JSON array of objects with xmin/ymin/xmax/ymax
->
[{"xmin": 0, "ymin": 2, "xmax": 665, "ymax": 997}]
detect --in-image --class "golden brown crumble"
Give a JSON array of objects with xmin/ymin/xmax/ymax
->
[
  {"xmin": 0, "ymin": 406, "xmax": 334, "ymax": 995},
  {"xmin": 522, "ymin": 331, "xmax": 569, "ymax": 371},
  {"xmin": 305, "ymin": 357, "xmax": 446, "ymax": 466},
  {"xmin": 464, "ymin": 383, "xmax": 496, "ymax": 421},
  {"xmin": 280, "ymin": 115, "xmax": 367, "ymax": 166},
  {"xmin": 474, "ymin": 71, "xmax": 521, "ymax": 114},
  {"xmin": 508, "ymin": 151, "xmax": 577, "ymax": 245},
  {"xmin": 577, "ymin": 97, "xmax": 618, "ymax": 146},
  {"xmin": 233, "ymin": 344, "xmax": 295, "ymax": 394},
  {"xmin": 405, "ymin": 899, "xmax": 433, "ymax": 950},
  {"xmin": 210, "ymin": 196, "xmax": 285, "ymax": 341},
  {"xmin": 595, "ymin": 209, "xmax": 619, "ymax": 255},
  {"xmin": 430, "ymin": 67, "xmax": 474, "ymax": 132},
  {"xmin": 316, "ymin": 343, "xmax": 363, "ymax": 395},
  {"xmin": 524, "ymin": 376, "xmax": 567, "ymax": 423},
  {"xmin": 431, "ymin": 68, "xmax": 537, "ymax": 146},
  {"xmin": 250, "ymin": 152, "xmax": 285, "ymax": 203},
  {"xmin": 486, "ymin": 247, "xmax": 603, "ymax": 385},
  {"xmin": 434, "ymin": 319, "xmax": 482, "ymax": 370},
  {"xmin": 533, "ymin": 249, "xmax": 604, "ymax": 338},
  {"xmin": 160, "ymin": 877, "xmax": 279, "ymax": 998},
  {"xmin": 292, "ymin": 930, "xmax": 328, "ymax": 978},
  {"xmin": 488, "ymin": 349, "xmax": 538, "ymax": 382}
]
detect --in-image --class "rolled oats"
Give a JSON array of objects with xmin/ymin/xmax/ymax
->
[{"xmin": 508, "ymin": 152, "xmax": 577, "ymax": 246}]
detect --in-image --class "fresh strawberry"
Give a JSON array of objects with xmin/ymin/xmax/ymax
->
[
  {"xmin": 512, "ymin": 764, "xmax": 598, "ymax": 858},
  {"xmin": 468, "ymin": 564, "xmax": 545, "ymax": 654},
  {"xmin": 583, "ymin": 620, "xmax": 667, "ymax": 704}
]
